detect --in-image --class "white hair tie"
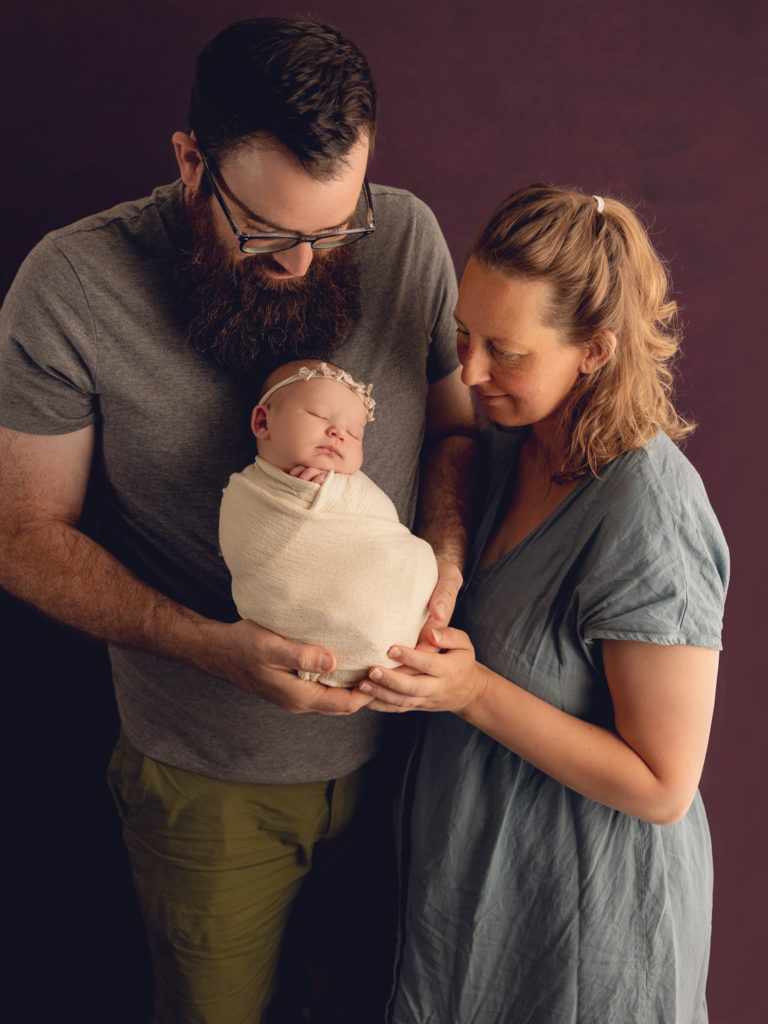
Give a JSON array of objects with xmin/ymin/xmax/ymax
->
[{"xmin": 593, "ymin": 195, "xmax": 605, "ymax": 215}]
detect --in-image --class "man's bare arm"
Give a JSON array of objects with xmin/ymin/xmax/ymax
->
[
  {"xmin": 416, "ymin": 369, "xmax": 478, "ymax": 629},
  {"xmin": 0, "ymin": 425, "xmax": 373, "ymax": 715}
]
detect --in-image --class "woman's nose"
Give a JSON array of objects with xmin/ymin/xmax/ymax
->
[{"xmin": 460, "ymin": 342, "xmax": 491, "ymax": 387}]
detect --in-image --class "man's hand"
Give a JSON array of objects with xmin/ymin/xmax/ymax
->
[
  {"xmin": 418, "ymin": 558, "xmax": 463, "ymax": 644},
  {"xmin": 197, "ymin": 618, "xmax": 375, "ymax": 716}
]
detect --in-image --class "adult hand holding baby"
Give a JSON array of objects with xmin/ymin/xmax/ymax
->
[
  {"xmin": 420, "ymin": 557, "xmax": 464, "ymax": 641},
  {"xmin": 194, "ymin": 617, "xmax": 375, "ymax": 715},
  {"xmin": 360, "ymin": 626, "xmax": 487, "ymax": 714}
]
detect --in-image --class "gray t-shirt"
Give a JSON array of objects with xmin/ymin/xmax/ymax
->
[
  {"xmin": 390, "ymin": 427, "xmax": 729, "ymax": 1024},
  {"xmin": 0, "ymin": 180, "xmax": 459, "ymax": 783}
]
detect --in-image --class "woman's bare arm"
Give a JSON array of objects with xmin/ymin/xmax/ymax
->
[{"xmin": 359, "ymin": 629, "xmax": 718, "ymax": 824}]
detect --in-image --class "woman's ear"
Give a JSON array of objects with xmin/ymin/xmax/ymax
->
[
  {"xmin": 251, "ymin": 405, "xmax": 270, "ymax": 439},
  {"xmin": 172, "ymin": 131, "xmax": 203, "ymax": 188},
  {"xmin": 579, "ymin": 330, "xmax": 617, "ymax": 374}
]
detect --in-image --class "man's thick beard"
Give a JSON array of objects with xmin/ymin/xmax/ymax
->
[{"xmin": 174, "ymin": 188, "xmax": 361, "ymax": 379}]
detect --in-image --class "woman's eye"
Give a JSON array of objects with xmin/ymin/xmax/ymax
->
[{"xmin": 491, "ymin": 344, "xmax": 520, "ymax": 361}]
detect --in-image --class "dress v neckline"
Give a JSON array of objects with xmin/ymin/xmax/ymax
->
[{"xmin": 467, "ymin": 437, "xmax": 594, "ymax": 582}]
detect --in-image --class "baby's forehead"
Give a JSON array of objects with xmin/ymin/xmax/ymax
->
[
  {"xmin": 279, "ymin": 377, "xmax": 367, "ymax": 414},
  {"xmin": 258, "ymin": 362, "xmax": 375, "ymax": 421}
]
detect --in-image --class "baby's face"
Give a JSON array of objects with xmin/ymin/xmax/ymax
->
[{"xmin": 254, "ymin": 377, "xmax": 367, "ymax": 475}]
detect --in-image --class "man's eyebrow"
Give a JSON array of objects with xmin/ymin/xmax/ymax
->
[{"xmin": 228, "ymin": 191, "xmax": 358, "ymax": 235}]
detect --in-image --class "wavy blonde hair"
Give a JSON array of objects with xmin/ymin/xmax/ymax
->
[{"xmin": 471, "ymin": 184, "xmax": 694, "ymax": 480}]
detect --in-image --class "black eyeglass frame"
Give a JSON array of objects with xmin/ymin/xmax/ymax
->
[{"xmin": 198, "ymin": 149, "xmax": 375, "ymax": 255}]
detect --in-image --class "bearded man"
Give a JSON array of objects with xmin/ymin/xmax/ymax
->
[{"xmin": 0, "ymin": 16, "xmax": 474, "ymax": 1024}]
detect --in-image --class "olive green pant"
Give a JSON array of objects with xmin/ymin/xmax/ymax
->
[{"xmin": 108, "ymin": 731, "xmax": 361, "ymax": 1024}]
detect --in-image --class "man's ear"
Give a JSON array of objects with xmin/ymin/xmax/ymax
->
[
  {"xmin": 579, "ymin": 330, "xmax": 617, "ymax": 374},
  {"xmin": 172, "ymin": 131, "xmax": 203, "ymax": 188},
  {"xmin": 251, "ymin": 405, "xmax": 270, "ymax": 439}
]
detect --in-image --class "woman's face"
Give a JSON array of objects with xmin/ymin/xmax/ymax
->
[{"xmin": 455, "ymin": 259, "xmax": 590, "ymax": 438}]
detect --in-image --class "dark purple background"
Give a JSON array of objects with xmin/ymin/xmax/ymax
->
[{"xmin": 2, "ymin": 2, "xmax": 765, "ymax": 1021}]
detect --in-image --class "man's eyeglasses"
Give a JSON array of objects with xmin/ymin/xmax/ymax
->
[{"xmin": 198, "ymin": 149, "xmax": 375, "ymax": 256}]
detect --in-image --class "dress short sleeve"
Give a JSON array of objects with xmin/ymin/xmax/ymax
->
[{"xmin": 578, "ymin": 434, "xmax": 729, "ymax": 650}]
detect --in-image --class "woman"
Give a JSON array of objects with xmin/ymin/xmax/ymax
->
[{"xmin": 359, "ymin": 185, "xmax": 728, "ymax": 1023}]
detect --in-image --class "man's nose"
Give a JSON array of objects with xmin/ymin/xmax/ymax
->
[{"xmin": 271, "ymin": 242, "xmax": 314, "ymax": 277}]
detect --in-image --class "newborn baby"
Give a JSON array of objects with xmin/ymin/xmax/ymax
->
[{"xmin": 218, "ymin": 360, "xmax": 439, "ymax": 687}]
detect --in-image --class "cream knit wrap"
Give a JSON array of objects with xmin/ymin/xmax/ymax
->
[{"xmin": 219, "ymin": 457, "xmax": 439, "ymax": 687}]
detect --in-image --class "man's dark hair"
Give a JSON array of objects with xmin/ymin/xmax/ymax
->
[{"xmin": 188, "ymin": 17, "xmax": 377, "ymax": 175}]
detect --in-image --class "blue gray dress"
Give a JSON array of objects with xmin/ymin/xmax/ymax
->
[{"xmin": 389, "ymin": 427, "xmax": 729, "ymax": 1024}]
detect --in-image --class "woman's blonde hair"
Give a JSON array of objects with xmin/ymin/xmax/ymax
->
[{"xmin": 471, "ymin": 184, "xmax": 694, "ymax": 479}]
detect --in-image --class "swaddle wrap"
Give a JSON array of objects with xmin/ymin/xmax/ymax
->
[{"xmin": 219, "ymin": 457, "xmax": 439, "ymax": 687}]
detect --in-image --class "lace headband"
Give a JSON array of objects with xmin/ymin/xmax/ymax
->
[{"xmin": 259, "ymin": 362, "xmax": 376, "ymax": 422}]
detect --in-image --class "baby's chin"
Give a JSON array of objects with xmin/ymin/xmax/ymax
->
[{"xmin": 302, "ymin": 452, "xmax": 362, "ymax": 475}]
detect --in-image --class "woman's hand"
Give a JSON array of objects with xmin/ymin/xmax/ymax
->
[{"xmin": 359, "ymin": 626, "xmax": 489, "ymax": 714}]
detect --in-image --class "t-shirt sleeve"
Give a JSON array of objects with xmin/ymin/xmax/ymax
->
[
  {"xmin": 0, "ymin": 236, "xmax": 98, "ymax": 435},
  {"xmin": 409, "ymin": 199, "xmax": 459, "ymax": 384},
  {"xmin": 577, "ymin": 446, "xmax": 729, "ymax": 651}
]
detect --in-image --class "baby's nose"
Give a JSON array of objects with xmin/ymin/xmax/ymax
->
[{"xmin": 327, "ymin": 424, "xmax": 345, "ymax": 441}]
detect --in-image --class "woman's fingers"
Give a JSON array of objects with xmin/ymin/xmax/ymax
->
[
  {"xmin": 355, "ymin": 629, "xmax": 478, "ymax": 713},
  {"xmin": 358, "ymin": 664, "xmax": 427, "ymax": 710},
  {"xmin": 380, "ymin": 643, "xmax": 439, "ymax": 676},
  {"xmin": 427, "ymin": 626, "xmax": 474, "ymax": 653},
  {"xmin": 359, "ymin": 628, "xmax": 483, "ymax": 714},
  {"xmin": 365, "ymin": 696, "xmax": 416, "ymax": 714}
]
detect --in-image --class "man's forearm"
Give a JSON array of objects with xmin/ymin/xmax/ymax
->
[
  {"xmin": 1, "ymin": 519, "xmax": 216, "ymax": 669},
  {"xmin": 0, "ymin": 426, "xmax": 374, "ymax": 714},
  {"xmin": 416, "ymin": 434, "xmax": 478, "ymax": 570}
]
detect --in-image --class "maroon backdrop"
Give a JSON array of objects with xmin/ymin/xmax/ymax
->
[{"xmin": 2, "ymin": 2, "xmax": 765, "ymax": 1021}]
